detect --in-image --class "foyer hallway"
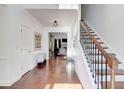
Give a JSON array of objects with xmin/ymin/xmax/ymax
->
[{"xmin": 0, "ymin": 56, "xmax": 82, "ymax": 89}]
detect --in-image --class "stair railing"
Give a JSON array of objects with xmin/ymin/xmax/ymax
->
[{"xmin": 80, "ymin": 19, "xmax": 119, "ymax": 89}]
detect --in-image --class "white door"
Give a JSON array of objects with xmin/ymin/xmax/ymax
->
[{"xmin": 21, "ymin": 26, "xmax": 33, "ymax": 76}]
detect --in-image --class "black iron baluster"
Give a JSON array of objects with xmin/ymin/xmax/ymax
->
[
  {"xmin": 105, "ymin": 60, "xmax": 108, "ymax": 89},
  {"xmin": 97, "ymin": 50, "xmax": 100, "ymax": 89},
  {"xmin": 92, "ymin": 42, "xmax": 95, "ymax": 77},
  {"xmin": 89, "ymin": 38, "xmax": 92, "ymax": 71},
  {"xmin": 95, "ymin": 45, "xmax": 97, "ymax": 84},
  {"xmin": 90, "ymin": 39, "xmax": 93, "ymax": 73},
  {"xmin": 87, "ymin": 30, "xmax": 90, "ymax": 64},
  {"xmin": 80, "ymin": 20, "xmax": 113, "ymax": 89},
  {"xmin": 101, "ymin": 55, "xmax": 103, "ymax": 89}
]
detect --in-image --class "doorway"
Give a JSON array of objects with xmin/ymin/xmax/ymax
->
[{"xmin": 49, "ymin": 32, "xmax": 67, "ymax": 58}]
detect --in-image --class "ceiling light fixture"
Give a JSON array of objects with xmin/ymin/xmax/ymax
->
[{"xmin": 53, "ymin": 20, "xmax": 58, "ymax": 27}]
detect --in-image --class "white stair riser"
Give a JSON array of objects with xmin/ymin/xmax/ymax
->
[
  {"xmin": 89, "ymin": 64, "xmax": 109, "ymax": 69},
  {"xmin": 95, "ymin": 75, "xmax": 124, "ymax": 81}
]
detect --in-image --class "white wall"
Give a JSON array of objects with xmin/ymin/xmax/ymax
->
[
  {"xmin": 0, "ymin": 5, "xmax": 7, "ymax": 58},
  {"xmin": 42, "ymin": 26, "xmax": 79, "ymax": 61},
  {"xmin": 73, "ymin": 40, "xmax": 97, "ymax": 89},
  {"xmin": 72, "ymin": 5, "xmax": 97, "ymax": 88},
  {"xmin": 0, "ymin": 4, "xmax": 81, "ymax": 86},
  {"xmin": 21, "ymin": 10, "xmax": 43, "ymax": 75},
  {"xmin": 42, "ymin": 27, "xmax": 71, "ymax": 59},
  {"xmin": 0, "ymin": 5, "xmax": 23, "ymax": 86},
  {"xmin": 81, "ymin": 4, "xmax": 124, "ymax": 63},
  {"xmin": 0, "ymin": 5, "xmax": 43, "ymax": 86},
  {"xmin": 0, "ymin": 7, "xmax": 9, "ymax": 83}
]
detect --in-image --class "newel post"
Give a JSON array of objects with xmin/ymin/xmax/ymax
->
[{"xmin": 110, "ymin": 54, "xmax": 118, "ymax": 89}]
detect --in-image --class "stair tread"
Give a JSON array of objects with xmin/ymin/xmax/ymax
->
[
  {"xmin": 91, "ymin": 61, "xmax": 121, "ymax": 64},
  {"xmin": 88, "ymin": 53, "xmax": 103, "ymax": 55},
  {"xmin": 83, "ymin": 34, "xmax": 97, "ymax": 36},
  {"xmin": 83, "ymin": 42, "xmax": 104, "ymax": 44},
  {"xmin": 91, "ymin": 61, "xmax": 106, "ymax": 64},
  {"xmin": 81, "ymin": 37, "xmax": 100, "ymax": 39},
  {"xmin": 81, "ymin": 31, "xmax": 94, "ymax": 33},
  {"xmin": 86, "ymin": 47, "xmax": 108, "ymax": 49},
  {"xmin": 102, "ymin": 81, "xmax": 124, "ymax": 89},
  {"xmin": 97, "ymin": 69, "xmax": 124, "ymax": 75}
]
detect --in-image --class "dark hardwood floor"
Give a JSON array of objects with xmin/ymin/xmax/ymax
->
[{"xmin": 0, "ymin": 56, "xmax": 82, "ymax": 89}]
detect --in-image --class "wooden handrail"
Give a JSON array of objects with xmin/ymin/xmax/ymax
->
[
  {"xmin": 80, "ymin": 21, "xmax": 118, "ymax": 69},
  {"xmin": 80, "ymin": 20, "xmax": 119, "ymax": 89}
]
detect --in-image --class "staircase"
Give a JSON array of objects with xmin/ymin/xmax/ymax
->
[{"xmin": 80, "ymin": 19, "xmax": 124, "ymax": 89}]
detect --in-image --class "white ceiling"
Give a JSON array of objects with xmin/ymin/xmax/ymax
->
[
  {"xmin": 23, "ymin": 4, "xmax": 59, "ymax": 9},
  {"xmin": 27, "ymin": 9, "xmax": 77, "ymax": 27}
]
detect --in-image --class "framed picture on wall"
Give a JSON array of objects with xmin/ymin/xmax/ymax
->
[{"xmin": 34, "ymin": 32, "xmax": 41, "ymax": 50}]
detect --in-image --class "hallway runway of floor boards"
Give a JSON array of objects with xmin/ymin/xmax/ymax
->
[{"xmin": 0, "ymin": 56, "xmax": 82, "ymax": 89}]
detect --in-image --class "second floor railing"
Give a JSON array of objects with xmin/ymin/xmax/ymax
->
[{"xmin": 80, "ymin": 19, "xmax": 119, "ymax": 89}]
